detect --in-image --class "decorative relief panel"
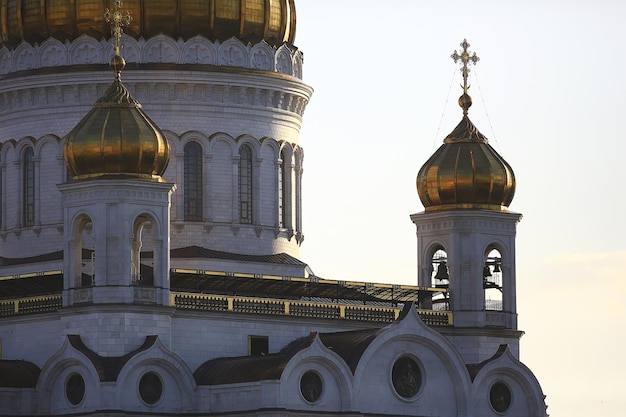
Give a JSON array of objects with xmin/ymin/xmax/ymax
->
[
  {"xmin": 0, "ymin": 35, "xmax": 303, "ymax": 77},
  {"xmin": 39, "ymin": 39, "xmax": 67, "ymax": 67},
  {"xmin": 70, "ymin": 35, "xmax": 104, "ymax": 65},
  {"xmin": 182, "ymin": 38, "xmax": 216, "ymax": 65}
]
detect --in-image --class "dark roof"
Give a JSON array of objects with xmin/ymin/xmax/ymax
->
[
  {"xmin": 68, "ymin": 335, "xmax": 157, "ymax": 382},
  {"xmin": 0, "ymin": 360, "xmax": 41, "ymax": 388},
  {"xmin": 0, "ymin": 250, "xmax": 64, "ymax": 267},
  {"xmin": 169, "ymin": 246, "xmax": 307, "ymax": 266},
  {"xmin": 194, "ymin": 327, "xmax": 384, "ymax": 385}
]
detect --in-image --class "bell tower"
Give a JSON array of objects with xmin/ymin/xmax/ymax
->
[
  {"xmin": 411, "ymin": 40, "xmax": 522, "ymax": 363},
  {"xmin": 59, "ymin": 3, "xmax": 175, "ymax": 307}
]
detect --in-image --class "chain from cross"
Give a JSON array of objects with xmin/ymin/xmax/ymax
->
[
  {"xmin": 105, "ymin": 1, "xmax": 132, "ymax": 56},
  {"xmin": 451, "ymin": 39, "xmax": 480, "ymax": 94}
]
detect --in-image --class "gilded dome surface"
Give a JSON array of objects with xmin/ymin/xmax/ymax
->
[
  {"xmin": 0, "ymin": 0, "xmax": 296, "ymax": 48},
  {"xmin": 64, "ymin": 72, "xmax": 170, "ymax": 180},
  {"xmin": 416, "ymin": 116, "xmax": 516, "ymax": 212}
]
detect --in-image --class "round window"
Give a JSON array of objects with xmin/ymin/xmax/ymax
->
[
  {"xmin": 391, "ymin": 356, "xmax": 421, "ymax": 399},
  {"xmin": 139, "ymin": 372, "xmax": 163, "ymax": 405},
  {"xmin": 300, "ymin": 371, "xmax": 323, "ymax": 403},
  {"xmin": 65, "ymin": 373, "xmax": 85, "ymax": 406},
  {"xmin": 489, "ymin": 382, "xmax": 512, "ymax": 412}
]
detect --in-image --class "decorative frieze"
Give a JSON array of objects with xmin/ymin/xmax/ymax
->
[{"xmin": 0, "ymin": 34, "xmax": 303, "ymax": 79}]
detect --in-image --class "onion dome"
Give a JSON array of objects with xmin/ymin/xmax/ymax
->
[
  {"xmin": 0, "ymin": 0, "xmax": 296, "ymax": 49},
  {"xmin": 64, "ymin": 32, "xmax": 169, "ymax": 180},
  {"xmin": 416, "ymin": 40, "xmax": 515, "ymax": 212}
]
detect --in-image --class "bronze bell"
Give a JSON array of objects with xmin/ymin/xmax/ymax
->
[{"xmin": 434, "ymin": 261, "xmax": 449, "ymax": 280}]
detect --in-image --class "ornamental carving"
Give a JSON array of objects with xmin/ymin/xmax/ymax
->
[{"xmin": 0, "ymin": 35, "xmax": 303, "ymax": 78}]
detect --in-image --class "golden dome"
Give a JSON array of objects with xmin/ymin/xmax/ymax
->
[
  {"xmin": 0, "ymin": 0, "xmax": 296, "ymax": 48},
  {"xmin": 416, "ymin": 116, "xmax": 516, "ymax": 212},
  {"xmin": 64, "ymin": 57, "xmax": 170, "ymax": 180}
]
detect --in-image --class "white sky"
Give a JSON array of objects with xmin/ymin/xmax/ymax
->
[{"xmin": 295, "ymin": 1, "xmax": 626, "ymax": 416}]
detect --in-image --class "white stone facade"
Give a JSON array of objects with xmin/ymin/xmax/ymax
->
[{"xmin": 0, "ymin": 307, "xmax": 546, "ymax": 416}]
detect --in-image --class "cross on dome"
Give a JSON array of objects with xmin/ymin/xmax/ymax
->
[
  {"xmin": 105, "ymin": 1, "xmax": 132, "ymax": 56},
  {"xmin": 451, "ymin": 39, "xmax": 480, "ymax": 116}
]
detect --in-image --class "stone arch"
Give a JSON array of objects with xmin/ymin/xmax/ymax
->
[
  {"xmin": 14, "ymin": 137, "xmax": 37, "ymax": 158},
  {"xmin": 33, "ymin": 134, "xmax": 62, "ymax": 159},
  {"xmin": 236, "ymin": 134, "xmax": 261, "ymax": 155},
  {"xmin": 419, "ymin": 240, "xmax": 450, "ymax": 310},
  {"xmin": 39, "ymin": 38, "xmax": 68, "ymax": 68},
  {"xmin": 353, "ymin": 308, "xmax": 471, "ymax": 416},
  {"xmin": 470, "ymin": 346, "xmax": 546, "ymax": 416},
  {"xmin": 69, "ymin": 35, "xmax": 103, "ymax": 65},
  {"xmin": 207, "ymin": 132, "xmax": 236, "ymax": 156},
  {"xmin": 129, "ymin": 210, "xmax": 164, "ymax": 287},
  {"xmin": 181, "ymin": 36, "xmax": 216, "ymax": 65},
  {"xmin": 0, "ymin": 139, "xmax": 16, "ymax": 163},
  {"xmin": 67, "ymin": 211, "xmax": 96, "ymax": 289},
  {"xmin": 280, "ymin": 337, "xmax": 354, "ymax": 412},
  {"xmin": 116, "ymin": 337, "xmax": 196, "ymax": 413},
  {"xmin": 143, "ymin": 35, "xmax": 181, "ymax": 64},
  {"xmin": 36, "ymin": 338, "xmax": 102, "ymax": 415}
]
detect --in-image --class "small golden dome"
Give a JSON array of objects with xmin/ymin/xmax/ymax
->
[
  {"xmin": 416, "ymin": 116, "xmax": 516, "ymax": 212},
  {"xmin": 0, "ymin": 0, "xmax": 296, "ymax": 48},
  {"xmin": 64, "ymin": 64, "xmax": 170, "ymax": 180},
  {"xmin": 417, "ymin": 39, "xmax": 516, "ymax": 212}
]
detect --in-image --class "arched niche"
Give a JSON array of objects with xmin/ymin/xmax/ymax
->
[
  {"xmin": 422, "ymin": 246, "xmax": 450, "ymax": 311},
  {"xmin": 67, "ymin": 213, "xmax": 95, "ymax": 289},
  {"xmin": 483, "ymin": 247, "xmax": 503, "ymax": 311},
  {"xmin": 131, "ymin": 213, "xmax": 160, "ymax": 287}
]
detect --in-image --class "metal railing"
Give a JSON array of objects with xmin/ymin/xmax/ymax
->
[
  {"xmin": 171, "ymin": 292, "xmax": 453, "ymax": 326},
  {"xmin": 0, "ymin": 295, "xmax": 62, "ymax": 316}
]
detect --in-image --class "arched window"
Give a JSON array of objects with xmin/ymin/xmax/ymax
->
[
  {"xmin": 23, "ymin": 147, "xmax": 35, "ymax": 227},
  {"xmin": 239, "ymin": 144, "xmax": 253, "ymax": 224},
  {"xmin": 483, "ymin": 248, "xmax": 503, "ymax": 311},
  {"xmin": 183, "ymin": 142, "xmax": 203, "ymax": 221},
  {"xmin": 278, "ymin": 149, "xmax": 288, "ymax": 228}
]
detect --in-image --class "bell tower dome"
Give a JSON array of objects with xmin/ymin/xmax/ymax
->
[{"xmin": 411, "ymin": 40, "xmax": 523, "ymax": 364}]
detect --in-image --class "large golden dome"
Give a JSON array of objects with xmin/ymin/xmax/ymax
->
[
  {"xmin": 416, "ymin": 115, "xmax": 516, "ymax": 212},
  {"xmin": 0, "ymin": 0, "xmax": 296, "ymax": 48},
  {"xmin": 64, "ymin": 58, "xmax": 170, "ymax": 180}
]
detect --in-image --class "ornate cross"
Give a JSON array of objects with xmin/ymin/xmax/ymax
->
[
  {"xmin": 451, "ymin": 39, "xmax": 480, "ymax": 95},
  {"xmin": 105, "ymin": 0, "xmax": 132, "ymax": 56}
]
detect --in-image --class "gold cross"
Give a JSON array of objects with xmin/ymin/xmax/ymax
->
[
  {"xmin": 105, "ymin": 0, "xmax": 132, "ymax": 56},
  {"xmin": 451, "ymin": 39, "xmax": 480, "ymax": 95}
]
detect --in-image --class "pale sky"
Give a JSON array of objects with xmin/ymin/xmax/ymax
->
[{"xmin": 295, "ymin": 1, "xmax": 626, "ymax": 416}]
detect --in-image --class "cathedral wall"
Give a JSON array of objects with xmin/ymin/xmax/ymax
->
[
  {"xmin": 0, "ymin": 68, "xmax": 311, "ymax": 259},
  {"xmin": 0, "ymin": 309, "xmax": 379, "ymax": 371}
]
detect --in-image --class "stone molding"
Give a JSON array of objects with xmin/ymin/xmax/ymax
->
[
  {"xmin": 0, "ymin": 34, "xmax": 303, "ymax": 79},
  {"xmin": 0, "ymin": 69, "xmax": 311, "ymax": 120}
]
